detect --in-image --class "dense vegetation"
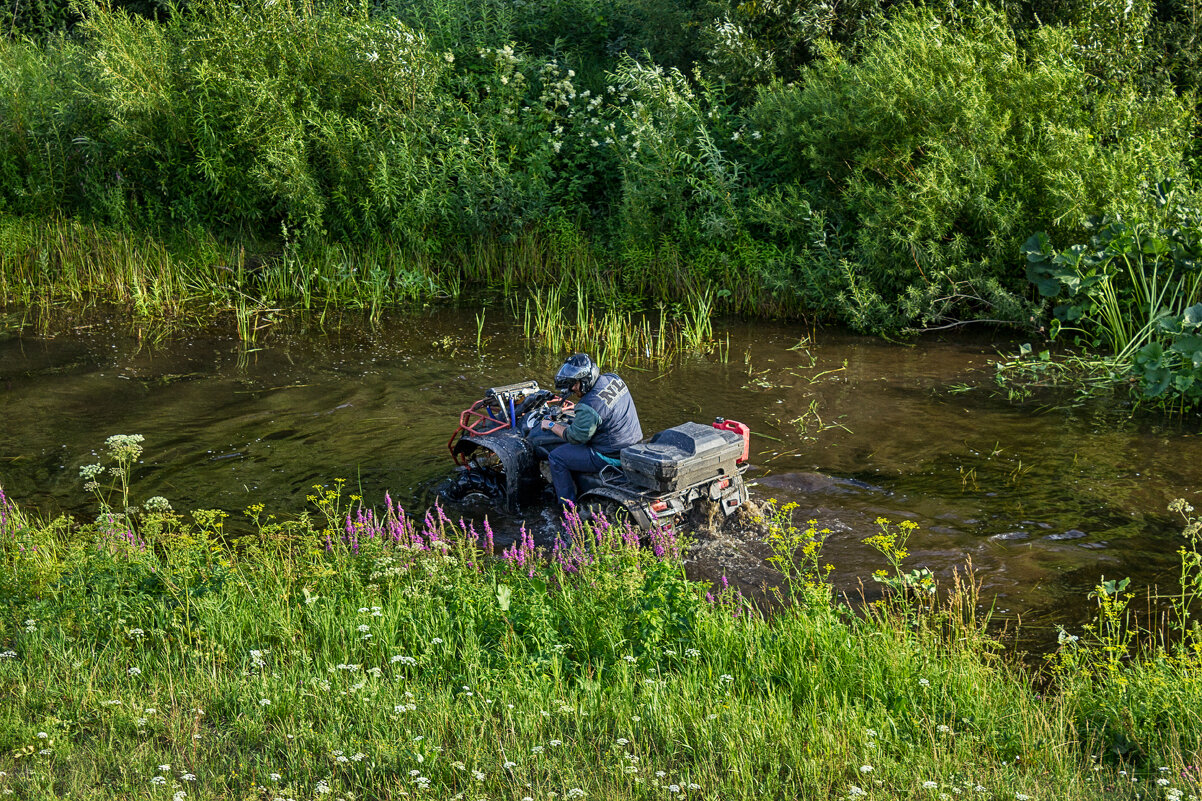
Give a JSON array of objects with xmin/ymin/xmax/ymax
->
[
  {"xmin": 2, "ymin": 437, "xmax": 1202, "ymax": 798},
  {"xmin": 1, "ymin": 0, "xmax": 1200, "ymax": 336}
]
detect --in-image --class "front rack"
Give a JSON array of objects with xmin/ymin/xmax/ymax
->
[{"xmin": 447, "ymin": 381, "xmax": 572, "ymax": 463}]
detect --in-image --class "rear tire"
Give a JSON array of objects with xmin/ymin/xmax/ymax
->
[{"xmin": 582, "ymin": 497, "xmax": 627, "ymax": 528}]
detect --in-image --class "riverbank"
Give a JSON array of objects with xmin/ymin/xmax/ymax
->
[
  {"xmin": 2, "ymin": 463, "xmax": 1200, "ymax": 799},
  {"xmin": 4, "ymin": 0, "xmax": 1196, "ymax": 336}
]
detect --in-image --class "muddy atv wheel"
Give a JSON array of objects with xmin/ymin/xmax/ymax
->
[{"xmin": 437, "ymin": 468, "xmax": 504, "ymax": 503}]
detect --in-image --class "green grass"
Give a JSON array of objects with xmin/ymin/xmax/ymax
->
[
  {"xmin": 0, "ymin": 214, "xmax": 449, "ymax": 327},
  {"xmin": 3, "ymin": 440, "xmax": 1202, "ymax": 799}
]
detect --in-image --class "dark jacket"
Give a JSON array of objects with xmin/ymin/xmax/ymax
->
[{"xmin": 570, "ymin": 372, "xmax": 643, "ymax": 455}]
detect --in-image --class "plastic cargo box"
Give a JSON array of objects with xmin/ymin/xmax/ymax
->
[{"xmin": 620, "ymin": 421, "xmax": 744, "ymax": 493}]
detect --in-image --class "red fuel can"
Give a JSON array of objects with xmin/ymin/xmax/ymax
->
[{"xmin": 712, "ymin": 418, "xmax": 750, "ymax": 463}]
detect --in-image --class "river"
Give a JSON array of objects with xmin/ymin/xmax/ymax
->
[{"xmin": 2, "ymin": 307, "xmax": 1199, "ymax": 650}]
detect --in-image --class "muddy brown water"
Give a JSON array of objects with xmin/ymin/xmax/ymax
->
[{"xmin": 2, "ymin": 308, "xmax": 1200, "ymax": 652}]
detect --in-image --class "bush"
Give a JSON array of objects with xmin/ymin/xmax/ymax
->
[
  {"xmin": 0, "ymin": 0, "xmax": 612, "ymax": 248},
  {"xmin": 746, "ymin": 8, "xmax": 1194, "ymax": 332}
]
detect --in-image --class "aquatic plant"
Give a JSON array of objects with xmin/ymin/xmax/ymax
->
[
  {"xmin": 1023, "ymin": 213, "xmax": 1202, "ymax": 407},
  {"xmin": 518, "ymin": 279, "xmax": 722, "ymax": 366}
]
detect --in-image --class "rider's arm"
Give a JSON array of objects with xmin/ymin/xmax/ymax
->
[{"xmin": 563, "ymin": 404, "xmax": 601, "ymax": 445}]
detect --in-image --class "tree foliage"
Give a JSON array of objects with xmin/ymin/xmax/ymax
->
[
  {"xmin": 0, "ymin": 0, "xmax": 1200, "ymax": 333},
  {"xmin": 744, "ymin": 9, "xmax": 1193, "ymax": 330}
]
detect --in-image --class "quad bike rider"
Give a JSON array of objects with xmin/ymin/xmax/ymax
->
[
  {"xmin": 539, "ymin": 354, "xmax": 643, "ymax": 511},
  {"xmin": 441, "ymin": 355, "xmax": 752, "ymax": 532}
]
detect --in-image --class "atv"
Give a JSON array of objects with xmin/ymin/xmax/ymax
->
[{"xmin": 439, "ymin": 379, "xmax": 751, "ymax": 531}]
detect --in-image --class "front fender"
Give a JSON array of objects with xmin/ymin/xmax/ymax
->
[{"xmin": 452, "ymin": 430, "xmax": 539, "ymax": 511}]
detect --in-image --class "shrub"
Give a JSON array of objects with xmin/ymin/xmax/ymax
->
[{"xmin": 746, "ymin": 8, "xmax": 1193, "ymax": 332}]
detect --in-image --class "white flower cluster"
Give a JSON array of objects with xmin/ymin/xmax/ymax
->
[
  {"xmin": 369, "ymin": 555, "xmax": 411, "ymax": 581},
  {"xmin": 105, "ymin": 434, "xmax": 145, "ymax": 462},
  {"xmin": 143, "ymin": 496, "xmax": 172, "ymax": 513}
]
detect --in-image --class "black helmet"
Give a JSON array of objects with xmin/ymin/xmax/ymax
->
[{"xmin": 555, "ymin": 353, "xmax": 600, "ymax": 395}]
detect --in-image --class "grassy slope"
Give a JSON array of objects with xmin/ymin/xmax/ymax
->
[{"xmin": 1, "ymin": 481, "xmax": 1201, "ymax": 800}]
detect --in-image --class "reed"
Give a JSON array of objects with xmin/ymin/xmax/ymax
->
[
  {"xmin": 2, "ymin": 214, "xmax": 735, "ymax": 367},
  {"xmin": 517, "ymin": 280, "xmax": 719, "ymax": 367},
  {"xmin": 0, "ymin": 215, "xmax": 220, "ymax": 314}
]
